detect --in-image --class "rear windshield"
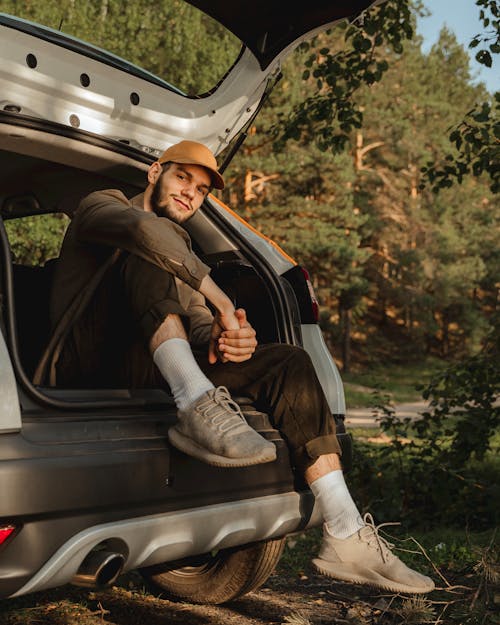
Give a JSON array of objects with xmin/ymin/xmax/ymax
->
[{"xmin": 1, "ymin": 0, "xmax": 242, "ymax": 96}]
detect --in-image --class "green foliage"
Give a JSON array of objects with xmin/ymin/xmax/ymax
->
[
  {"xmin": 422, "ymin": 94, "xmax": 500, "ymax": 193},
  {"xmin": 351, "ymin": 421, "xmax": 499, "ymax": 530},
  {"xmin": 4, "ymin": 214, "xmax": 68, "ymax": 265},
  {"xmin": 351, "ymin": 26, "xmax": 496, "ymax": 359},
  {"xmin": 276, "ymin": 0, "xmax": 414, "ymax": 154},
  {"xmin": 343, "ymin": 358, "xmax": 445, "ymax": 406},
  {"xmin": 350, "ymin": 322, "xmax": 500, "ymax": 529},
  {"xmin": 422, "ymin": 0, "xmax": 499, "ymax": 193},
  {"xmin": 471, "ymin": 0, "xmax": 500, "ymax": 67},
  {"xmin": 416, "ymin": 314, "xmax": 500, "ymax": 464},
  {"xmin": 226, "ymin": 128, "xmax": 373, "ymax": 318},
  {"xmin": 224, "ymin": 14, "xmax": 498, "ymax": 361}
]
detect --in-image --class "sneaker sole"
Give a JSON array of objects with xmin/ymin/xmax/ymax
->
[
  {"xmin": 168, "ymin": 428, "xmax": 277, "ymax": 467},
  {"xmin": 312, "ymin": 559, "xmax": 435, "ymax": 594}
]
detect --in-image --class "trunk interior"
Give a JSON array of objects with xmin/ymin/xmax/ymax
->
[{"xmin": 0, "ymin": 122, "xmax": 286, "ymax": 400}]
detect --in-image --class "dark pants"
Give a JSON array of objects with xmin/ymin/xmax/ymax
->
[{"xmin": 56, "ymin": 254, "xmax": 341, "ymax": 471}]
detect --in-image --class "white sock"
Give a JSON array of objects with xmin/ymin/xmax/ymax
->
[
  {"xmin": 310, "ymin": 470, "xmax": 365, "ymax": 539},
  {"xmin": 153, "ymin": 338, "xmax": 214, "ymax": 412}
]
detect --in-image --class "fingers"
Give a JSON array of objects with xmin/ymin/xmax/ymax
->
[
  {"xmin": 217, "ymin": 337, "xmax": 256, "ymax": 363},
  {"xmin": 218, "ymin": 333, "xmax": 256, "ymax": 351},
  {"xmin": 209, "ymin": 309, "xmax": 257, "ymax": 364},
  {"xmin": 235, "ymin": 308, "xmax": 249, "ymax": 327},
  {"xmin": 228, "ymin": 309, "xmax": 255, "ymax": 338},
  {"xmin": 208, "ymin": 316, "xmax": 225, "ymax": 364},
  {"xmin": 210, "ymin": 340, "xmax": 255, "ymax": 363},
  {"xmin": 219, "ymin": 328, "xmax": 257, "ymax": 347},
  {"xmin": 220, "ymin": 333, "xmax": 256, "ymax": 346},
  {"xmin": 218, "ymin": 342, "xmax": 256, "ymax": 356},
  {"xmin": 208, "ymin": 337, "xmax": 218, "ymax": 364},
  {"xmin": 209, "ymin": 341, "xmax": 230, "ymax": 364},
  {"xmin": 218, "ymin": 350, "xmax": 254, "ymax": 363}
]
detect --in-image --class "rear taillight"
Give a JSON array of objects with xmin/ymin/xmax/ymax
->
[
  {"xmin": 283, "ymin": 265, "xmax": 319, "ymax": 323},
  {"xmin": 0, "ymin": 525, "xmax": 16, "ymax": 546}
]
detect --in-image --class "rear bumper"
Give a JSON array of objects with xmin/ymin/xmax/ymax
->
[{"xmin": 9, "ymin": 490, "xmax": 321, "ymax": 598}]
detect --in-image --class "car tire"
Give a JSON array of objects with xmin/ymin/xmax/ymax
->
[{"xmin": 141, "ymin": 537, "xmax": 286, "ymax": 604}]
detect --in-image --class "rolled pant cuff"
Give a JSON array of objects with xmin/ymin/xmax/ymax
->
[{"xmin": 304, "ymin": 433, "xmax": 341, "ymax": 463}]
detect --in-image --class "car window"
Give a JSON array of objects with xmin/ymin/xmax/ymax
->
[
  {"xmin": 0, "ymin": 212, "xmax": 65, "ymax": 380},
  {"xmin": 4, "ymin": 213, "xmax": 69, "ymax": 266},
  {"xmin": 1, "ymin": 0, "xmax": 242, "ymax": 96}
]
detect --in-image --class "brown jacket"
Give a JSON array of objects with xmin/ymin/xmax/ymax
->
[{"xmin": 36, "ymin": 189, "xmax": 213, "ymax": 385}]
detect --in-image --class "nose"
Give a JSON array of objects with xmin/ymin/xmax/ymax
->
[{"xmin": 181, "ymin": 182, "xmax": 195, "ymax": 201}]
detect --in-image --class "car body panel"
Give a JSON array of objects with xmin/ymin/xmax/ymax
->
[
  {"xmin": 301, "ymin": 325, "xmax": 347, "ymax": 415},
  {"xmin": 186, "ymin": 0, "xmax": 380, "ymax": 69},
  {"xmin": 12, "ymin": 492, "xmax": 319, "ymax": 597},
  {"xmin": 0, "ymin": 15, "xmax": 273, "ymax": 156},
  {"xmin": 0, "ymin": 406, "xmax": 295, "ymax": 598},
  {"xmin": 0, "ymin": 332, "xmax": 21, "ymax": 433},
  {"xmin": 207, "ymin": 195, "xmax": 296, "ymax": 272},
  {"xmin": 0, "ymin": 0, "xmax": 379, "ymax": 156}
]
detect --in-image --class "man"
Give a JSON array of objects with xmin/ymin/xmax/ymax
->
[{"xmin": 45, "ymin": 140, "xmax": 434, "ymax": 594}]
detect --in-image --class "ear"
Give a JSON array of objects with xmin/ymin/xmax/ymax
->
[{"xmin": 148, "ymin": 161, "xmax": 163, "ymax": 185}]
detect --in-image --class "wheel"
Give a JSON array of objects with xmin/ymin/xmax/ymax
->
[{"xmin": 141, "ymin": 537, "xmax": 286, "ymax": 604}]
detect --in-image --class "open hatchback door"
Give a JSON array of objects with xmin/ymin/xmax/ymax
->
[{"xmin": 0, "ymin": 1, "xmax": 379, "ymax": 159}]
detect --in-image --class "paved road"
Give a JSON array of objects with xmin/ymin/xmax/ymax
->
[{"xmin": 345, "ymin": 401, "xmax": 429, "ymax": 427}]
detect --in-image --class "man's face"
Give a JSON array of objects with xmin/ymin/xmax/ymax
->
[{"xmin": 150, "ymin": 162, "xmax": 211, "ymax": 224}]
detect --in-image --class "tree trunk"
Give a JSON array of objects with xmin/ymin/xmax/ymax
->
[{"xmin": 442, "ymin": 311, "xmax": 450, "ymax": 357}]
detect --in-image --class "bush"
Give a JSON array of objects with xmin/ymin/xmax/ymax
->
[{"xmin": 350, "ymin": 319, "xmax": 500, "ymax": 529}]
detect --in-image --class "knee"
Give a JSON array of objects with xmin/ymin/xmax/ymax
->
[{"xmin": 269, "ymin": 344, "xmax": 314, "ymax": 369}]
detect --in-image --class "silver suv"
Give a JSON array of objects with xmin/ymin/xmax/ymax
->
[{"xmin": 0, "ymin": 0, "xmax": 375, "ymax": 605}]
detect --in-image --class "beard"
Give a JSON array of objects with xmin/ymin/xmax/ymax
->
[{"xmin": 150, "ymin": 172, "xmax": 194, "ymax": 225}]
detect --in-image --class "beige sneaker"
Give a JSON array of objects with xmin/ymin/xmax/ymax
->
[
  {"xmin": 168, "ymin": 386, "xmax": 276, "ymax": 467},
  {"xmin": 312, "ymin": 514, "xmax": 435, "ymax": 594}
]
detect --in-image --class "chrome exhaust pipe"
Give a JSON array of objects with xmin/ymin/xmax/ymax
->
[{"xmin": 72, "ymin": 551, "xmax": 125, "ymax": 588}]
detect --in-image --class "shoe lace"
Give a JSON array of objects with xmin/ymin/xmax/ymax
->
[
  {"xmin": 361, "ymin": 513, "xmax": 400, "ymax": 564},
  {"xmin": 197, "ymin": 386, "xmax": 248, "ymax": 433}
]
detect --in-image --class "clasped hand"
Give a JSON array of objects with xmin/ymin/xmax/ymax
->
[{"xmin": 208, "ymin": 308, "xmax": 257, "ymax": 364}]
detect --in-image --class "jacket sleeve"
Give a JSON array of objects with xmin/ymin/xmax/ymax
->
[{"xmin": 73, "ymin": 189, "xmax": 210, "ymax": 291}]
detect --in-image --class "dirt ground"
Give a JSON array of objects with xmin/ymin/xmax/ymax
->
[
  {"xmin": 1, "ymin": 525, "xmax": 485, "ymax": 625},
  {"xmin": 0, "ymin": 570, "xmax": 409, "ymax": 625}
]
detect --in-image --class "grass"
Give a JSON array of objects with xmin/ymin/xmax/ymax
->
[
  {"xmin": 277, "ymin": 524, "xmax": 499, "ymax": 625},
  {"xmin": 342, "ymin": 358, "xmax": 447, "ymax": 407},
  {"xmin": 278, "ymin": 525, "xmax": 497, "ymax": 580}
]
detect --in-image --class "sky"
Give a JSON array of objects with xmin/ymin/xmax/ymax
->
[{"xmin": 417, "ymin": 0, "xmax": 498, "ymax": 92}]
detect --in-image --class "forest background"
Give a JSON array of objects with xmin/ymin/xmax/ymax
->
[
  {"xmin": 0, "ymin": 1, "xmax": 499, "ymax": 623},
  {"xmin": 2, "ymin": 0, "xmax": 498, "ymax": 371}
]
